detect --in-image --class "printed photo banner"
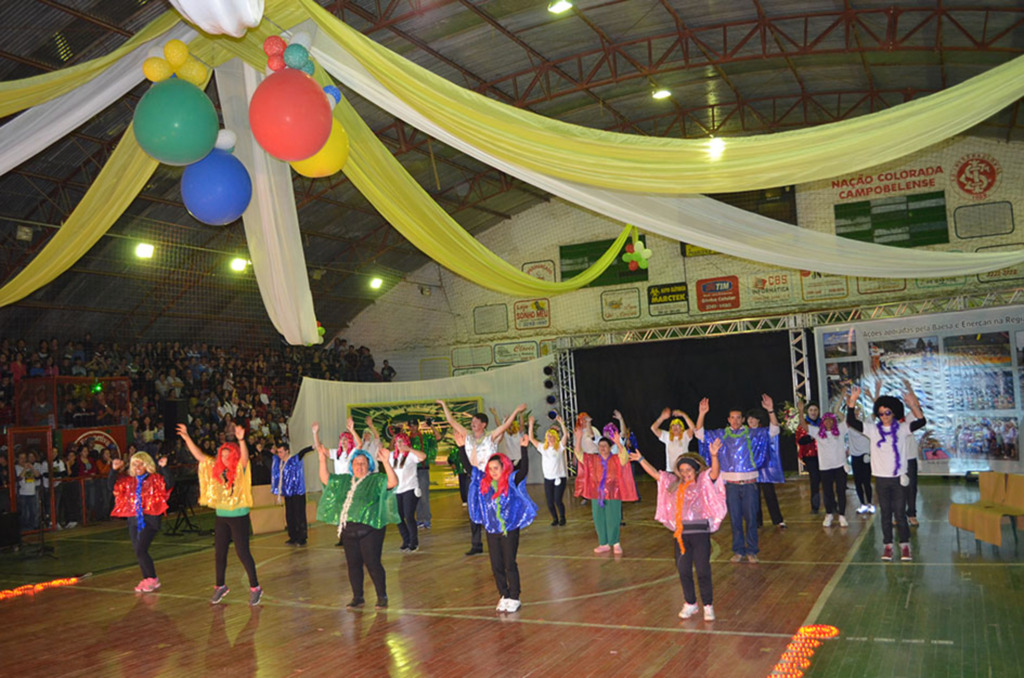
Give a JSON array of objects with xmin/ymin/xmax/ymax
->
[{"xmin": 815, "ymin": 305, "xmax": 1024, "ymax": 475}]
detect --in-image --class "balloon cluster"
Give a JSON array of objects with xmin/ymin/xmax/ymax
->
[
  {"xmin": 133, "ymin": 40, "xmax": 252, "ymax": 225},
  {"xmin": 143, "ymin": 39, "xmax": 208, "ymax": 86},
  {"xmin": 622, "ymin": 238, "xmax": 653, "ymax": 271},
  {"xmin": 251, "ymin": 32, "xmax": 350, "ymax": 177},
  {"xmin": 317, "ymin": 321, "xmax": 326, "ymax": 337}
]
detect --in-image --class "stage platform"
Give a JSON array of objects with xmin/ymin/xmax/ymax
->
[{"xmin": 0, "ymin": 477, "xmax": 1020, "ymax": 677}]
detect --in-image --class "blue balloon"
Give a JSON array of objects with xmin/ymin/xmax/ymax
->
[{"xmin": 181, "ymin": 149, "xmax": 252, "ymax": 225}]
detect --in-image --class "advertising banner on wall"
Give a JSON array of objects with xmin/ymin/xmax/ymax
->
[{"xmin": 815, "ymin": 306, "xmax": 1024, "ymax": 475}]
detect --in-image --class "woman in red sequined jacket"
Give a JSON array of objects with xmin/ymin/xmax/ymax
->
[{"xmin": 107, "ymin": 451, "xmax": 173, "ymax": 594}]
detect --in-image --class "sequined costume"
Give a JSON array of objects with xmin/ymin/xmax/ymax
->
[
  {"xmin": 317, "ymin": 472, "xmax": 400, "ymax": 530},
  {"xmin": 197, "ymin": 456, "xmax": 253, "ymax": 511}
]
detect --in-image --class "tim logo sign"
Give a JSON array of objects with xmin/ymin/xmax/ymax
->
[
  {"xmin": 696, "ymin": 276, "xmax": 740, "ymax": 312},
  {"xmin": 954, "ymin": 153, "xmax": 1000, "ymax": 201}
]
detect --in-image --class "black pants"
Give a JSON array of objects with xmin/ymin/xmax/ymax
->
[
  {"xmin": 756, "ymin": 482, "xmax": 784, "ymax": 526},
  {"xmin": 875, "ymin": 477, "xmax": 909, "ymax": 545},
  {"xmin": 214, "ymin": 514, "xmax": 259, "ymax": 588},
  {"xmin": 396, "ymin": 490, "xmax": 419, "ymax": 548},
  {"xmin": 342, "ymin": 522, "xmax": 387, "ymax": 600},
  {"xmin": 470, "ymin": 521, "xmax": 483, "ymax": 551},
  {"xmin": 544, "ymin": 478, "xmax": 566, "ymax": 522},
  {"xmin": 904, "ymin": 459, "xmax": 918, "ymax": 518},
  {"xmin": 284, "ymin": 494, "xmax": 307, "ymax": 543},
  {"xmin": 851, "ymin": 455, "xmax": 872, "ymax": 505},
  {"xmin": 803, "ymin": 456, "xmax": 821, "ymax": 512},
  {"xmin": 486, "ymin": 529, "xmax": 521, "ymax": 600},
  {"xmin": 674, "ymin": 533, "xmax": 713, "ymax": 606},
  {"xmin": 821, "ymin": 466, "xmax": 848, "ymax": 515},
  {"xmin": 128, "ymin": 516, "xmax": 162, "ymax": 579},
  {"xmin": 458, "ymin": 473, "xmax": 470, "ymax": 504}
]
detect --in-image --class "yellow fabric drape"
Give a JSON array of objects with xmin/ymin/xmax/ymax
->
[
  {"xmin": 0, "ymin": 12, "xmax": 180, "ymax": 118},
  {"xmin": 302, "ymin": 0, "xmax": 1024, "ymax": 194},
  {"xmin": 208, "ymin": 18, "xmax": 631, "ymax": 296},
  {"xmin": 0, "ymin": 124, "xmax": 158, "ymax": 306}
]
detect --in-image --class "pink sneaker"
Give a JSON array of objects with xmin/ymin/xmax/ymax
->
[
  {"xmin": 142, "ymin": 578, "xmax": 161, "ymax": 592},
  {"xmin": 134, "ymin": 579, "xmax": 148, "ymax": 593},
  {"xmin": 593, "ymin": 545, "xmax": 611, "ymax": 553},
  {"xmin": 612, "ymin": 544, "xmax": 623, "ymax": 555}
]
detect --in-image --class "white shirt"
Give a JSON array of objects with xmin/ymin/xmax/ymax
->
[
  {"xmin": 502, "ymin": 432, "xmax": 523, "ymax": 462},
  {"xmin": 808, "ymin": 423, "xmax": 849, "ymax": 471},
  {"xmin": 331, "ymin": 447, "xmax": 352, "ymax": 475},
  {"xmin": 466, "ymin": 434, "xmax": 498, "ymax": 472},
  {"xmin": 391, "ymin": 452, "xmax": 420, "ymax": 495},
  {"xmin": 577, "ymin": 427, "xmax": 601, "ymax": 455},
  {"xmin": 848, "ymin": 428, "xmax": 870, "ymax": 457},
  {"xmin": 538, "ymin": 443, "xmax": 567, "ymax": 480},
  {"xmin": 15, "ymin": 464, "xmax": 37, "ymax": 496},
  {"xmin": 658, "ymin": 430, "xmax": 693, "ymax": 471},
  {"xmin": 33, "ymin": 460, "xmax": 50, "ymax": 489}
]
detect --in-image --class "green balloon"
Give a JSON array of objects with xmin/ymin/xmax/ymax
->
[{"xmin": 133, "ymin": 78, "xmax": 219, "ymax": 166}]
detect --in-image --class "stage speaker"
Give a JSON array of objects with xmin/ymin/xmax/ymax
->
[{"xmin": 163, "ymin": 399, "xmax": 189, "ymax": 441}]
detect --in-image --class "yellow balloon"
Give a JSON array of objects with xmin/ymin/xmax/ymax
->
[
  {"xmin": 290, "ymin": 119, "xmax": 350, "ymax": 178},
  {"xmin": 164, "ymin": 39, "xmax": 190, "ymax": 69},
  {"xmin": 176, "ymin": 59, "xmax": 208, "ymax": 87},
  {"xmin": 142, "ymin": 57, "xmax": 173, "ymax": 82}
]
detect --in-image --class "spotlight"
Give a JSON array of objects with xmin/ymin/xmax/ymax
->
[
  {"xmin": 652, "ymin": 88, "xmax": 671, "ymax": 100},
  {"xmin": 546, "ymin": 395, "xmax": 557, "ymax": 405},
  {"xmin": 369, "ymin": 277, "xmax": 383, "ymax": 290},
  {"xmin": 543, "ymin": 379, "xmax": 554, "ymax": 389},
  {"xmin": 548, "ymin": 0, "xmax": 572, "ymax": 14},
  {"xmin": 230, "ymin": 258, "xmax": 248, "ymax": 272},
  {"xmin": 543, "ymin": 365, "xmax": 554, "ymax": 376},
  {"xmin": 707, "ymin": 137, "xmax": 726, "ymax": 160},
  {"xmin": 548, "ymin": 410, "xmax": 558, "ymax": 420},
  {"xmin": 135, "ymin": 243, "xmax": 154, "ymax": 259}
]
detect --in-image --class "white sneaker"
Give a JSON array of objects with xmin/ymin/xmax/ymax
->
[
  {"xmin": 505, "ymin": 599, "xmax": 521, "ymax": 612},
  {"xmin": 838, "ymin": 515, "xmax": 849, "ymax": 527},
  {"xmin": 678, "ymin": 602, "xmax": 699, "ymax": 619},
  {"xmin": 496, "ymin": 597, "xmax": 509, "ymax": 612},
  {"xmin": 703, "ymin": 605, "xmax": 715, "ymax": 621},
  {"xmin": 822, "ymin": 514, "xmax": 834, "ymax": 527},
  {"xmin": 855, "ymin": 505, "xmax": 867, "ymax": 514},
  {"xmin": 868, "ymin": 505, "xmax": 876, "ymax": 514}
]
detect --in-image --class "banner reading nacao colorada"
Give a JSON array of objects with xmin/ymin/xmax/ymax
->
[{"xmin": 814, "ymin": 305, "xmax": 1024, "ymax": 475}]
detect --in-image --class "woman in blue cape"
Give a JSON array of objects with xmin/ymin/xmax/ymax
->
[{"xmin": 466, "ymin": 434, "xmax": 537, "ymax": 614}]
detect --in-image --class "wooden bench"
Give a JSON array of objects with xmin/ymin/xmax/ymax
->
[{"xmin": 949, "ymin": 472, "xmax": 1024, "ymax": 548}]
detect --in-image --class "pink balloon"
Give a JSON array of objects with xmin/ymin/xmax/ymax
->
[{"xmin": 264, "ymin": 35, "xmax": 286, "ymax": 56}]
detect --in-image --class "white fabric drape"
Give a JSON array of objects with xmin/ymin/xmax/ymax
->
[
  {"xmin": 216, "ymin": 60, "xmax": 320, "ymax": 345},
  {"xmin": 313, "ymin": 36, "xmax": 1024, "ymax": 278},
  {"xmin": 289, "ymin": 357, "xmax": 554, "ymax": 490},
  {"xmin": 0, "ymin": 23, "xmax": 194, "ymax": 176}
]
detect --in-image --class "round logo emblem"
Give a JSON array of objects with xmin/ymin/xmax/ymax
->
[{"xmin": 954, "ymin": 153, "xmax": 1000, "ymax": 200}]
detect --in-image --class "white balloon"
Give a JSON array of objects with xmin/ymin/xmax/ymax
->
[
  {"xmin": 289, "ymin": 31, "xmax": 312, "ymax": 49},
  {"xmin": 215, "ymin": 129, "xmax": 237, "ymax": 152},
  {"xmin": 167, "ymin": 0, "xmax": 264, "ymax": 39}
]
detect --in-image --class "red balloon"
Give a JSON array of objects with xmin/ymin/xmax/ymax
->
[
  {"xmin": 263, "ymin": 35, "xmax": 286, "ymax": 56},
  {"xmin": 628, "ymin": 260, "xmax": 639, "ymax": 271},
  {"xmin": 249, "ymin": 70, "xmax": 332, "ymax": 161},
  {"xmin": 267, "ymin": 54, "xmax": 285, "ymax": 71}
]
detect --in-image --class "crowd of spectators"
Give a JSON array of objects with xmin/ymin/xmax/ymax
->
[{"xmin": 0, "ymin": 334, "xmax": 393, "ymax": 530}]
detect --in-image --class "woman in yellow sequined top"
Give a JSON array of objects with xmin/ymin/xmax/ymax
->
[{"xmin": 177, "ymin": 422, "xmax": 263, "ymax": 606}]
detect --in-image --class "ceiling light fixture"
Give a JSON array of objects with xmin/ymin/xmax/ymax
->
[
  {"xmin": 707, "ymin": 137, "xmax": 726, "ymax": 161},
  {"xmin": 548, "ymin": 0, "xmax": 573, "ymax": 14},
  {"xmin": 135, "ymin": 243, "xmax": 155, "ymax": 259},
  {"xmin": 369, "ymin": 277, "xmax": 384, "ymax": 290},
  {"xmin": 652, "ymin": 88, "xmax": 671, "ymax": 100},
  {"xmin": 230, "ymin": 258, "xmax": 248, "ymax": 272}
]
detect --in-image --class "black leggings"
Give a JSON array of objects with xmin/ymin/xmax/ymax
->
[
  {"xmin": 675, "ymin": 532, "xmax": 713, "ymax": 606},
  {"xmin": 342, "ymin": 522, "xmax": 387, "ymax": 600},
  {"xmin": 875, "ymin": 477, "xmax": 909, "ymax": 545},
  {"xmin": 284, "ymin": 494, "xmax": 307, "ymax": 542},
  {"xmin": 803, "ymin": 456, "xmax": 821, "ymax": 512},
  {"xmin": 904, "ymin": 458, "xmax": 918, "ymax": 518},
  {"xmin": 486, "ymin": 529, "xmax": 521, "ymax": 599},
  {"xmin": 544, "ymin": 478, "xmax": 566, "ymax": 522},
  {"xmin": 396, "ymin": 490, "xmax": 419, "ymax": 548},
  {"xmin": 821, "ymin": 466, "xmax": 848, "ymax": 515},
  {"xmin": 128, "ymin": 517, "xmax": 161, "ymax": 579},
  {"xmin": 214, "ymin": 514, "xmax": 259, "ymax": 588},
  {"xmin": 851, "ymin": 454, "xmax": 872, "ymax": 505},
  {"xmin": 756, "ymin": 482, "xmax": 784, "ymax": 526}
]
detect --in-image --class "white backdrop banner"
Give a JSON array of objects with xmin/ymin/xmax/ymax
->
[{"xmin": 289, "ymin": 356, "xmax": 555, "ymax": 489}]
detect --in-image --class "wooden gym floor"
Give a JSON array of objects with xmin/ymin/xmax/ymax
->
[{"xmin": 0, "ymin": 477, "xmax": 1020, "ymax": 677}]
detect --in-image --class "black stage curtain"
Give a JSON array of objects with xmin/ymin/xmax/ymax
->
[{"xmin": 574, "ymin": 331, "xmax": 804, "ymax": 471}]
